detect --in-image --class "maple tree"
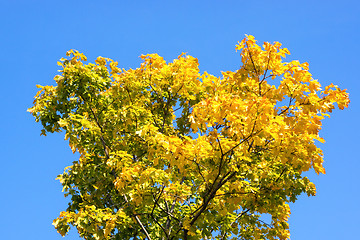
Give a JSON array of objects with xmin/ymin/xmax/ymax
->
[{"xmin": 29, "ymin": 35, "xmax": 349, "ymax": 240}]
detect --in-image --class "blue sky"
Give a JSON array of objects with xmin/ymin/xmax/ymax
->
[{"xmin": 1, "ymin": 0, "xmax": 359, "ymax": 239}]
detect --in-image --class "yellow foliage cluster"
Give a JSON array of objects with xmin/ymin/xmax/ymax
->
[{"xmin": 29, "ymin": 35, "xmax": 349, "ymax": 240}]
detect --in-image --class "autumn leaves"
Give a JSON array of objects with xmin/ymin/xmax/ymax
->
[{"xmin": 29, "ymin": 35, "xmax": 349, "ymax": 240}]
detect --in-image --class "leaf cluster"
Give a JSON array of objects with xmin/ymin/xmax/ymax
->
[{"xmin": 29, "ymin": 36, "xmax": 349, "ymax": 240}]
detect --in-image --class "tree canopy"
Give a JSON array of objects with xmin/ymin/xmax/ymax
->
[{"xmin": 29, "ymin": 35, "xmax": 349, "ymax": 240}]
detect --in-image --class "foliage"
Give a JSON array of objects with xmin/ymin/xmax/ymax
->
[{"xmin": 29, "ymin": 35, "xmax": 349, "ymax": 240}]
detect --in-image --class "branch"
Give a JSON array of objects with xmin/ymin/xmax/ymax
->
[
  {"xmin": 79, "ymin": 94, "xmax": 110, "ymax": 158},
  {"xmin": 124, "ymin": 86, "xmax": 138, "ymax": 130},
  {"xmin": 160, "ymin": 84, "xmax": 183, "ymax": 133},
  {"xmin": 259, "ymin": 50, "xmax": 272, "ymax": 96},
  {"xmin": 190, "ymin": 156, "xmax": 206, "ymax": 182},
  {"xmin": 190, "ymin": 171, "xmax": 237, "ymax": 226},
  {"xmin": 275, "ymin": 167, "xmax": 287, "ymax": 183},
  {"xmin": 278, "ymin": 96, "xmax": 294, "ymax": 116},
  {"xmin": 245, "ymin": 42, "xmax": 259, "ymax": 77},
  {"xmin": 123, "ymin": 194, "xmax": 152, "ymax": 240},
  {"xmin": 220, "ymin": 209, "xmax": 250, "ymax": 240}
]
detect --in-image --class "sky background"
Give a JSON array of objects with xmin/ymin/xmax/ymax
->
[{"xmin": 1, "ymin": 0, "xmax": 359, "ymax": 239}]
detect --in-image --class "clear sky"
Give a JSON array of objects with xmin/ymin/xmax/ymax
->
[{"xmin": 1, "ymin": 0, "xmax": 359, "ymax": 239}]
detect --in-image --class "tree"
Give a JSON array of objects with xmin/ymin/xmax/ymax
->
[{"xmin": 28, "ymin": 35, "xmax": 349, "ymax": 240}]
